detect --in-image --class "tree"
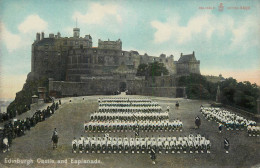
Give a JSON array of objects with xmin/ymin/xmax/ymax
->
[
  {"xmin": 177, "ymin": 74, "xmax": 260, "ymax": 113},
  {"xmin": 136, "ymin": 62, "xmax": 169, "ymax": 76},
  {"xmin": 136, "ymin": 64, "xmax": 148, "ymax": 76}
]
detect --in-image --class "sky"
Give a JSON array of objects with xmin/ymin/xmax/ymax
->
[{"xmin": 0, "ymin": 0, "xmax": 260, "ymax": 99}]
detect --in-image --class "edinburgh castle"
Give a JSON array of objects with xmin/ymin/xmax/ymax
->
[{"xmin": 29, "ymin": 27, "xmax": 200, "ymax": 98}]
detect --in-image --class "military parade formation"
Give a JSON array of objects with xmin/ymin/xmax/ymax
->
[
  {"xmin": 1, "ymin": 95, "xmax": 259, "ymax": 166},
  {"xmin": 72, "ymin": 134, "xmax": 211, "ymax": 154},
  {"xmin": 200, "ymin": 107, "xmax": 256, "ymax": 130},
  {"xmin": 73, "ymin": 96, "xmax": 211, "ymax": 163}
]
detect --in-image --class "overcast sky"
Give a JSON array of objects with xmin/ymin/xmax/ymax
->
[{"xmin": 0, "ymin": 0, "xmax": 260, "ymax": 99}]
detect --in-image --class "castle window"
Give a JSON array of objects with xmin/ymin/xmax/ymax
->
[
  {"xmin": 80, "ymin": 45, "xmax": 83, "ymax": 49},
  {"xmin": 98, "ymin": 57, "xmax": 104, "ymax": 64},
  {"xmin": 94, "ymin": 50, "xmax": 97, "ymax": 53},
  {"xmin": 166, "ymin": 59, "xmax": 168, "ymax": 62},
  {"xmin": 75, "ymin": 41, "xmax": 78, "ymax": 45},
  {"xmin": 160, "ymin": 59, "xmax": 162, "ymax": 62},
  {"xmin": 122, "ymin": 52, "xmax": 124, "ymax": 55}
]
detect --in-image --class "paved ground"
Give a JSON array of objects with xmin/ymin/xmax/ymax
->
[{"xmin": 0, "ymin": 95, "xmax": 259, "ymax": 168}]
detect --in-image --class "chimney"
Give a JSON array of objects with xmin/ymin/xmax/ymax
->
[
  {"xmin": 41, "ymin": 32, "xmax": 44, "ymax": 40},
  {"xmin": 181, "ymin": 53, "xmax": 183, "ymax": 57},
  {"xmin": 36, "ymin": 33, "xmax": 40, "ymax": 41},
  {"xmin": 193, "ymin": 51, "xmax": 195, "ymax": 55}
]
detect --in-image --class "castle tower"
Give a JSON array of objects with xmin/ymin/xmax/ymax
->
[
  {"xmin": 73, "ymin": 28, "xmax": 80, "ymax": 38},
  {"xmin": 41, "ymin": 32, "xmax": 44, "ymax": 40}
]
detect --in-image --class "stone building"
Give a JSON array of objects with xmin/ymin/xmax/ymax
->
[{"xmin": 30, "ymin": 27, "xmax": 200, "ymax": 98}]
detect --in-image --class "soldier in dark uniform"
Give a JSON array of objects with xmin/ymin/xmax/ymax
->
[
  {"xmin": 224, "ymin": 138, "xmax": 230, "ymax": 153},
  {"xmin": 55, "ymin": 102, "xmax": 59, "ymax": 110},
  {"xmin": 219, "ymin": 123, "xmax": 223, "ymax": 133},
  {"xmin": 135, "ymin": 127, "xmax": 139, "ymax": 138},
  {"xmin": 195, "ymin": 116, "xmax": 201, "ymax": 129},
  {"xmin": 175, "ymin": 101, "xmax": 179, "ymax": 110},
  {"xmin": 150, "ymin": 148, "xmax": 156, "ymax": 164}
]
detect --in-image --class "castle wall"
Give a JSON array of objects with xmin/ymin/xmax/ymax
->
[
  {"xmin": 141, "ymin": 87, "xmax": 177, "ymax": 98},
  {"xmin": 145, "ymin": 76, "xmax": 176, "ymax": 87},
  {"xmin": 49, "ymin": 80, "xmax": 186, "ymax": 98},
  {"xmin": 49, "ymin": 77, "xmax": 144, "ymax": 96}
]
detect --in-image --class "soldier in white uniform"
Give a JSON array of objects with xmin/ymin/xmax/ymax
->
[
  {"xmin": 96, "ymin": 137, "xmax": 102, "ymax": 153},
  {"xmin": 136, "ymin": 137, "xmax": 141, "ymax": 153},
  {"xmin": 140, "ymin": 137, "xmax": 146, "ymax": 153},
  {"xmin": 101, "ymin": 137, "xmax": 107, "ymax": 153},
  {"xmin": 157, "ymin": 136, "xmax": 163, "ymax": 153},
  {"xmin": 72, "ymin": 137, "xmax": 78, "ymax": 153},
  {"xmin": 151, "ymin": 137, "xmax": 157, "ymax": 153},
  {"xmin": 170, "ymin": 137, "xmax": 176, "ymax": 153},
  {"xmin": 123, "ymin": 136, "xmax": 129, "ymax": 153},
  {"xmin": 78, "ymin": 136, "xmax": 85, "ymax": 153},
  {"xmin": 107, "ymin": 137, "xmax": 112, "ymax": 153},
  {"xmin": 188, "ymin": 138, "xmax": 194, "ymax": 153},
  {"xmin": 84, "ymin": 136, "xmax": 90, "ymax": 153},
  {"xmin": 182, "ymin": 136, "xmax": 188, "ymax": 153},
  {"xmin": 90, "ymin": 135, "xmax": 96, "ymax": 153},
  {"xmin": 205, "ymin": 139, "xmax": 211, "ymax": 153},
  {"xmin": 118, "ymin": 137, "xmax": 123, "ymax": 153},
  {"xmin": 130, "ymin": 136, "xmax": 135, "ymax": 153},
  {"xmin": 112, "ymin": 137, "xmax": 118, "ymax": 153}
]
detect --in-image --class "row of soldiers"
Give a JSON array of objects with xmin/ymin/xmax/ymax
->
[
  {"xmin": 84, "ymin": 119, "xmax": 183, "ymax": 132},
  {"xmin": 99, "ymin": 102, "xmax": 160, "ymax": 107},
  {"xmin": 98, "ymin": 98, "xmax": 152, "ymax": 103},
  {"xmin": 1, "ymin": 101, "xmax": 60, "ymax": 153},
  {"xmin": 247, "ymin": 126, "xmax": 260, "ymax": 136},
  {"xmin": 72, "ymin": 134, "xmax": 211, "ymax": 154},
  {"xmin": 90, "ymin": 112, "xmax": 169, "ymax": 121},
  {"xmin": 200, "ymin": 107, "xmax": 256, "ymax": 130},
  {"xmin": 98, "ymin": 107, "xmax": 162, "ymax": 113}
]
